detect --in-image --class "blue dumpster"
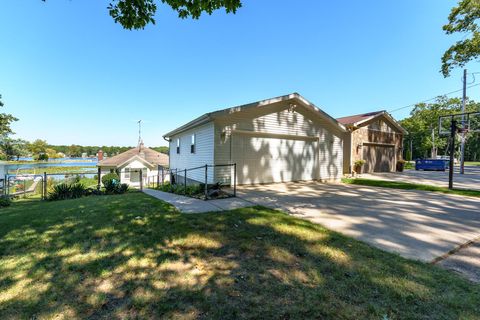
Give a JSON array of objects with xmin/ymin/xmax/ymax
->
[{"xmin": 415, "ymin": 159, "xmax": 448, "ymax": 171}]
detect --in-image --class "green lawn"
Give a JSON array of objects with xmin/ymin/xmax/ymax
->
[
  {"xmin": 0, "ymin": 194, "xmax": 478, "ymax": 319},
  {"xmin": 342, "ymin": 178, "xmax": 480, "ymax": 198},
  {"xmin": 465, "ymin": 161, "xmax": 480, "ymax": 166},
  {"xmin": 404, "ymin": 161, "xmax": 414, "ymax": 170},
  {"xmin": 9, "ymin": 166, "xmax": 97, "ymax": 175}
]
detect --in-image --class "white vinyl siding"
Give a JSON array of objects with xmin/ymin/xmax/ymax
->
[
  {"xmin": 169, "ymin": 122, "xmax": 215, "ymax": 183},
  {"xmin": 214, "ymin": 102, "xmax": 343, "ymax": 184}
]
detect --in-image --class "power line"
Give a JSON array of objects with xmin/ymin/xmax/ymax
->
[{"xmin": 388, "ymin": 82, "xmax": 480, "ymax": 113}]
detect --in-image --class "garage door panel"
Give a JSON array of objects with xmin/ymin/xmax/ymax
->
[
  {"xmin": 232, "ymin": 134, "xmax": 319, "ymax": 184},
  {"xmin": 363, "ymin": 145, "xmax": 394, "ymax": 172}
]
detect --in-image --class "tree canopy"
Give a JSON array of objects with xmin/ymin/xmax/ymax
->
[
  {"xmin": 400, "ymin": 96, "xmax": 480, "ymax": 160},
  {"xmin": 43, "ymin": 0, "xmax": 242, "ymax": 30},
  {"xmin": 442, "ymin": 0, "xmax": 480, "ymax": 76},
  {"xmin": 0, "ymin": 95, "xmax": 18, "ymax": 137}
]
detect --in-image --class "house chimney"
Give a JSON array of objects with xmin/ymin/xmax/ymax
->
[{"xmin": 97, "ymin": 149, "xmax": 104, "ymax": 161}]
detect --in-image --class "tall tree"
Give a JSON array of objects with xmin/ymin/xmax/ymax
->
[
  {"xmin": 400, "ymin": 96, "xmax": 480, "ymax": 159},
  {"xmin": 42, "ymin": 0, "xmax": 242, "ymax": 30},
  {"xmin": 0, "ymin": 138, "xmax": 28, "ymax": 161},
  {"xmin": 28, "ymin": 139, "xmax": 48, "ymax": 155},
  {"xmin": 442, "ymin": 0, "xmax": 480, "ymax": 76},
  {"xmin": 0, "ymin": 95, "xmax": 18, "ymax": 136}
]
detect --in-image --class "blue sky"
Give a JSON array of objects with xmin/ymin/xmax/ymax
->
[{"xmin": 1, "ymin": 0, "xmax": 478, "ymax": 147}]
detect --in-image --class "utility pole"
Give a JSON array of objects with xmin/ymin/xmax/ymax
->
[
  {"xmin": 449, "ymin": 120, "xmax": 457, "ymax": 189},
  {"xmin": 410, "ymin": 139, "xmax": 413, "ymax": 161},
  {"xmin": 460, "ymin": 69, "xmax": 467, "ymax": 174},
  {"xmin": 431, "ymin": 127, "xmax": 436, "ymax": 158}
]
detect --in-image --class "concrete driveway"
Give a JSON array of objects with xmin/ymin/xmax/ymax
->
[
  {"xmin": 362, "ymin": 165, "xmax": 480, "ymax": 191},
  {"xmin": 237, "ymin": 181, "xmax": 480, "ymax": 262}
]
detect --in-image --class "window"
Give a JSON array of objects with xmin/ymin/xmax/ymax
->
[
  {"xmin": 176, "ymin": 138, "xmax": 180, "ymax": 154},
  {"xmin": 191, "ymin": 134, "xmax": 196, "ymax": 153},
  {"xmin": 142, "ymin": 168, "xmax": 148, "ymax": 178},
  {"xmin": 125, "ymin": 168, "xmax": 130, "ymax": 179}
]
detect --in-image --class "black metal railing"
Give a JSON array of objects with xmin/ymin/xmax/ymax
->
[{"xmin": 154, "ymin": 163, "xmax": 237, "ymax": 200}]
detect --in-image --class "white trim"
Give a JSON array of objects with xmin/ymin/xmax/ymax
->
[
  {"xmin": 117, "ymin": 155, "xmax": 154, "ymax": 169},
  {"xmin": 163, "ymin": 93, "xmax": 347, "ymax": 138},
  {"xmin": 231, "ymin": 129, "xmax": 319, "ymax": 141},
  {"xmin": 354, "ymin": 112, "xmax": 407, "ymax": 134}
]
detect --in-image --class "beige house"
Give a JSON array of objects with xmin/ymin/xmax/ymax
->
[
  {"xmin": 337, "ymin": 111, "xmax": 406, "ymax": 174},
  {"xmin": 97, "ymin": 142, "xmax": 169, "ymax": 188},
  {"xmin": 163, "ymin": 93, "xmax": 346, "ymax": 185}
]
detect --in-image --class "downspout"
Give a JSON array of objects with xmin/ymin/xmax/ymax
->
[
  {"xmin": 349, "ymin": 130, "xmax": 352, "ymax": 174},
  {"xmin": 163, "ymin": 136, "xmax": 172, "ymax": 169}
]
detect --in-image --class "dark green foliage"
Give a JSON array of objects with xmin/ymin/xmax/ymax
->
[
  {"xmin": 0, "ymin": 94, "xmax": 18, "ymax": 136},
  {"xmin": 0, "ymin": 196, "xmax": 11, "ymax": 207},
  {"xmin": 0, "ymin": 138, "xmax": 29, "ymax": 161},
  {"xmin": 85, "ymin": 187, "xmax": 104, "ymax": 196},
  {"xmin": 157, "ymin": 182, "xmax": 205, "ymax": 197},
  {"xmin": 103, "ymin": 179, "xmax": 119, "ymax": 194},
  {"xmin": 101, "ymin": 173, "xmax": 119, "ymax": 186},
  {"xmin": 118, "ymin": 183, "xmax": 129, "ymax": 194},
  {"xmin": 104, "ymin": 180, "xmax": 129, "ymax": 194},
  {"xmin": 48, "ymin": 183, "xmax": 86, "ymax": 201},
  {"xmin": 37, "ymin": 153, "xmax": 49, "ymax": 161},
  {"xmin": 400, "ymin": 96, "xmax": 480, "ymax": 160},
  {"xmin": 442, "ymin": 0, "xmax": 480, "ymax": 76},
  {"xmin": 106, "ymin": 0, "xmax": 242, "ymax": 30}
]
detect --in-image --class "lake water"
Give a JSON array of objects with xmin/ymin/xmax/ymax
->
[{"xmin": 6, "ymin": 158, "xmax": 98, "ymax": 173}]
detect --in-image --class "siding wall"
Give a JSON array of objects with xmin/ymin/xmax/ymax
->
[
  {"xmin": 169, "ymin": 122, "xmax": 215, "ymax": 183},
  {"xmin": 348, "ymin": 116, "xmax": 404, "ymax": 173},
  {"xmin": 214, "ymin": 101, "xmax": 344, "ymax": 183},
  {"xmin": 99, "ymin": 160, "xmax": 158, "ymax": 188}
]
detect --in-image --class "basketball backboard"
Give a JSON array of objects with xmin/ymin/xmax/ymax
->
[{"xmin": 439, "ymin": 111, "xmax": 480, "ymax": 136}]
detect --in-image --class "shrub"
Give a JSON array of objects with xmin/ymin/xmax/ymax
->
[
  {"xmin": 70, "ymin": 183, "xmax": 86, "ymax": 198},
  {"xmin": 37, "ymin": 153, "xmax": 49, "ymax": 161},
  {"xmin": 104, "ymin": 180, "xmax": 129, "ymax": 195},
  {"xmin": 48, "ymin": 183, "xmax": 73, "ymax": 201},
  {"xmin": 396, "ymin": 159, "xmax": 406, "ymax": 172},
  {"xmin": 118, "ymin": 183, "xmax": 129, "ymax": 194},
  {"xmin": 353, "ymin": 159, "xmax": 366, "ymax": 174},
  {"xmin": 354, "ymin": 159, "xmax": 366, "ymax": 167},
  {"xmin": 0, "ymin": 196, "xmax": 11, "ymax": 207},
  {"xmin": 157, "ymin": 182, "xmax": 203, "ymax": 197},
  {"xmin": 86, "ymin": 187, "xmax": 104, "ymax": 196},
  {"xmin": 101, "ymin": 173, "xmax": 119, "ymax": 186},
  {"xmin": 48, "ymin": 183, "xmax": 86, "ymax": 201},
  {"xmin": 104, "ymin": 179, "xmax": 119, "ymax": 194},
  {"xmin": 157, "ymin": 182, "xmax": 172, "ymax": 192}
]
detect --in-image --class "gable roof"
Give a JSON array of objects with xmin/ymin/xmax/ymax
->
[
  {"xmin": 163, "ymin": 93, "xmax": 347, "ymax": 139},
  {"xmin": 336, "ymin": 110, "xmax": 407, "ymax": 134},
  {"xmin": 97, "ymin": 143, "xmax": 169, "ymax": 168},
  {"xmin": 336, "ymin": 111, "xmax": 385, "ymax": 126}
]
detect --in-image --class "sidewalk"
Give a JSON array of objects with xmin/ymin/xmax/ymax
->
[{"xmin": 142, "ymin": 188, "xmax": 252, "ymax": 213}]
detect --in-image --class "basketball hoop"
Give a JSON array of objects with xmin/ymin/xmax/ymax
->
[{"xmin": 438, "ymin": 111, "xmax": 480, "ymax": 189}]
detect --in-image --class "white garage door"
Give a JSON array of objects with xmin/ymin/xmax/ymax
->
[{"xmin": 231, "ymin": 133, "xmax": 319, "ymax": 184}]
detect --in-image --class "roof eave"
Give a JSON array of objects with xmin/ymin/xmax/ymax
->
[
  {"xmin": 352, "ymin": 112, "xmax": 407, "ymax": 134},
  {"xmin": 163, "ymin": 114, "xmax": 212, "ymax": 139},
  {"xmin": 162, "ymin": 92, "xmax": 347, "ymax": 138}
]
